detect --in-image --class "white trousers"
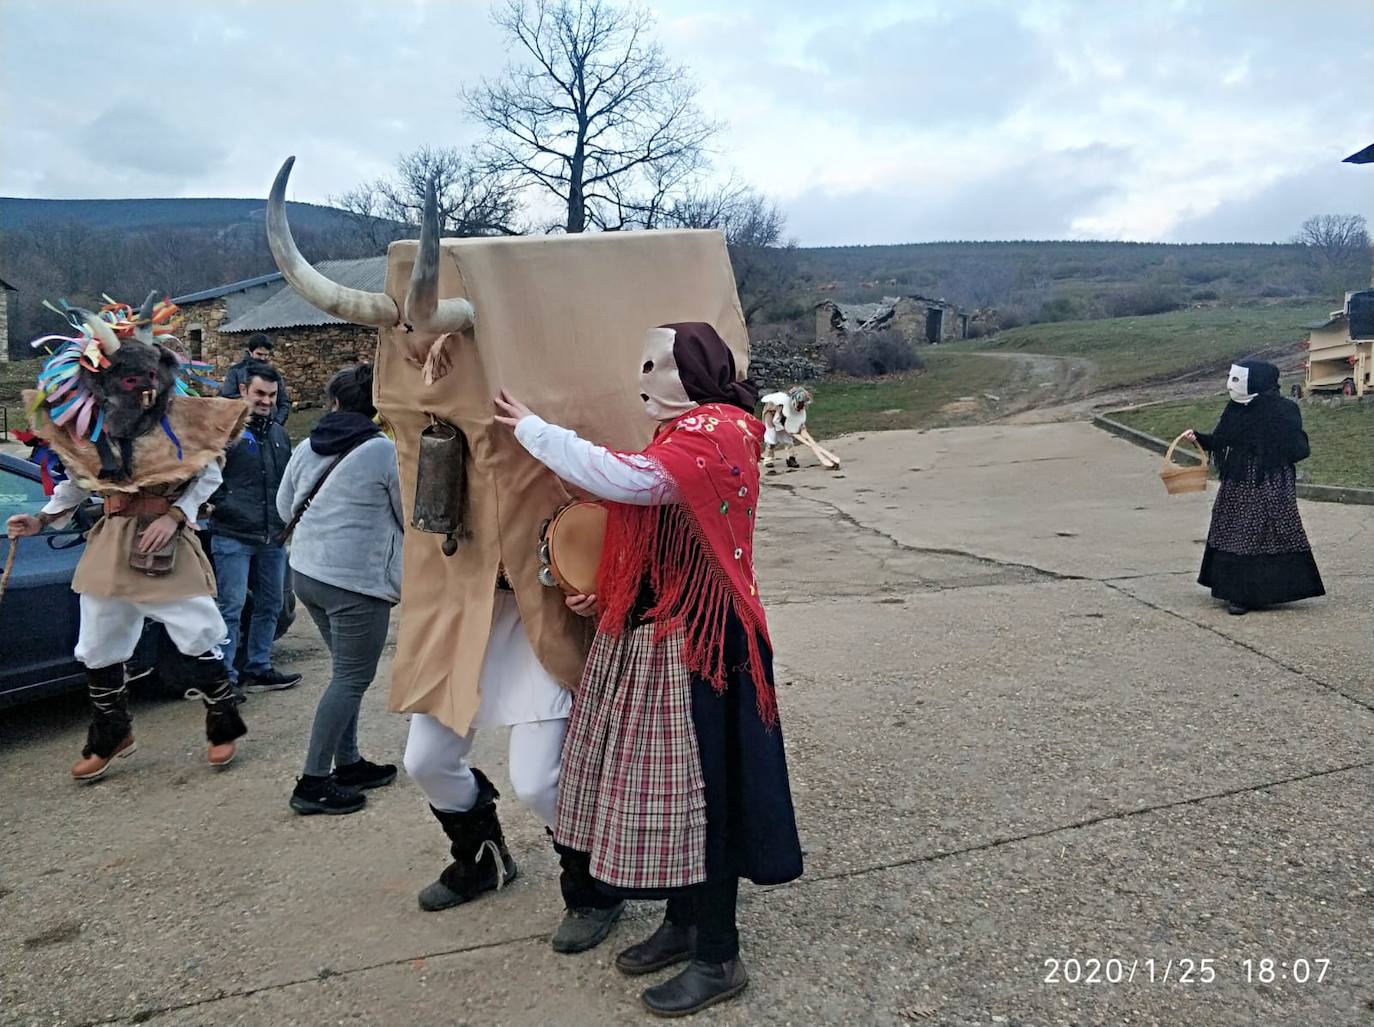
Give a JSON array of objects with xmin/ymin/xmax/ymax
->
[
  {"xmin": 404, "ymin": 714, "xmax": 567, "ymax": 828},
  {"xmin": 75, "ymin": 594, "xmax": 227, "ymax": 670}
]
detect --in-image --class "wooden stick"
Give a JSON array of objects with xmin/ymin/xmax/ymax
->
[
  {"xmin": 796, "ymin": 428, "xmax": 842, "ymax": 469},
  {"xmin": 0, "ymin": 536, "xmax": 18, "ymax": 609}
]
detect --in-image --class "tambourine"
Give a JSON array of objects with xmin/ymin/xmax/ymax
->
[{"xmin": 538, "ymin": 500, "xmax": 608, "ymax": 597}]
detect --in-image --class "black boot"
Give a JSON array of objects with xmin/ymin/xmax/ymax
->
[
  {"xmin": 83, "ymin": 663, "xmax": 133, "ymax": 757},
  {"xmin": 418, "ymin": 768, "xmax": 518, "ymax": 912},
  {"xmin": 71, "ymin": 665, "xmax": 136, "ymax": 780},
  {"xmin": 616, "ymin": 916, "xmax": 696, "ymax": 975},
  {"xmin": 178, "ymin": 651, "xmax": 247, "ymax": 766},
  {"xmin": 641, "ymin": 959, "xmax": 750, "ymax": 1017},
  {"xmin": 550, "ymin": 835, "xmax": 625, "ymax": 953}
]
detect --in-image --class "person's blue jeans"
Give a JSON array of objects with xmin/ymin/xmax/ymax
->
[{"xmin": 211, "ymin": 535, "xmax": 287, "ymax": 684}]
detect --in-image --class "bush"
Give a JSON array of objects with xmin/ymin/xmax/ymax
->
[
  {"xmin": 1033, "ymin": 297, "xmax": 1080, "ymax": 323},
  {"xmin": 1258, "ymin": 283, "xmax": 1295, "ymax": 298},
  {"xmin": 1190, "ymin": 288, "xmax": 1220, "ymax": 301},
  {"xmin": 1103, "ymin": 284, "xmax": 1183, "ymax": 318},
  {"xmin": 828, "ymin": 329, "xmax": 925, "ymax": 377}
]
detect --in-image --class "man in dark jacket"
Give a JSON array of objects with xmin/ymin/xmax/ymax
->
[
  {"xmin": 210, "ymin": 363, "xmax": 300, "ymax": 695},
  {"xmin": 220, "ymin": 333, "xmax": 291, "ymax": 425}
]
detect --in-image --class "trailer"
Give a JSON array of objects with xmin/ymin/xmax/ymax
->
[{"xmin": 1303, "ymin": 289, "xmax": 1373, "ymax": 397}]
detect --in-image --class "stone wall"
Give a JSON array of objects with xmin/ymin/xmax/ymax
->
[
  {"xmin": 252, "ymin": 325, "xmax": 377, "ymax": 406},
  {"xmin": 0, "ymin": 290, "xmax": 12, "ymax": 363},
  {"xmin": 170, "ymin": 302, "xmax": 375, "ymax": 407}
]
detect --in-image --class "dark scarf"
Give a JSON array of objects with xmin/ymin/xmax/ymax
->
[
  {"xmin": 1204, "ymin": 361, "xmax": 1310, "ymax": 483},
  {"xmin": 662, "ymin": 322, "xmax": 759, "ymax": 412},
  {"xmin": 309, "ymin": 411, "xmax": 380, "ymax": 456}
]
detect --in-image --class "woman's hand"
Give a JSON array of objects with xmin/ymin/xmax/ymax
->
[
  {"xmin": 565, "ymin": 593, "xmax": 599, "ymax": 618},
  {"xmin": 493, "ymin": 389, "xmax": 535, "ymax": 429},
  {"xmin": 137, "ymin": 514, "xmax": 179, "ymax": 554},
  {"xmin": 1182, "ymin": 429, "xmax": 1197, "ymax": 442}
]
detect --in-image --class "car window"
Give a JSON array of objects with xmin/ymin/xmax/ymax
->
[{"xmin": 0, "ymin": 464, "xmax": 49, "ymax": 522}]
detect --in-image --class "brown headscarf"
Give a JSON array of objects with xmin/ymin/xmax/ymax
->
[{"xmin": 660, "ymin": 322, "xmax": 759, "ymax": 413}]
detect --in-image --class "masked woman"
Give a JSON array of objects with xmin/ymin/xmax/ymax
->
[
  {"xmin": 1185, "ymin": 360, "xmax": 1325, "ymax": 615},
  {"xmin": 495, "ymin": 322, "xmax": 803, "ymax": 1018}
]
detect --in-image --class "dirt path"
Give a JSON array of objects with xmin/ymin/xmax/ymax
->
[{"xmin": 973, "ymin": 341, "xmax": 1307, "ymax": 425}]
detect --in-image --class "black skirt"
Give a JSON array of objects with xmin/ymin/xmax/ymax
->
[{"xmin": 1198, "ymin": 469, "xmax": 1324, "ymax": 607}]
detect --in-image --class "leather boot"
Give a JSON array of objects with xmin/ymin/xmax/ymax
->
[
  {"xmin": 549, "ymin": 834, "xmax": 624, "ymax": 953},
  {"xmin": 641, "ymin": 958, "xmax": 749, "ymax": 1017},
  {"xmin": 71, "ymin": 664, "xmax": 136, "ymax": 781},
  {"xmin": 418, "ymin": 769, "xmax": 518, "ymax": 911},
  {"xmin": 181, "ymin": 651, "xmax": 247, "ymax": 767},
  {"xmin": 616, "ymin": 916, "xmax": 696, "ymax": 975}
]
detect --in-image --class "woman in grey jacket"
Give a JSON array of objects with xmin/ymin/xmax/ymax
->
[{"xmin": 277, "ymin": 364, "xmax": 404, "ymax": 815}]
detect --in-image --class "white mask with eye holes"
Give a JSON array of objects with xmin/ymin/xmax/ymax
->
[
  {"xmin": 1226, "ymin": 364, "xmax": 1256, "ymax": 405},
  {"xmin": 638, "ymin": 327, "xmax": 697, "ymax": 422}
]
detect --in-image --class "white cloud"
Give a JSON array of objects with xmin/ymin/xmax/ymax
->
[{"xmin": 2, "ymin": 0, "xmax": 1371, "ymax": 244}]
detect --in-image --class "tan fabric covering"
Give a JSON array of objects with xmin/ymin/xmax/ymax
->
[
  {"xmin": 25, "ymin": 393, "xmax": 247, "ymax": 602},
  {"xmin": 374, "ymin": 229, "xmax": 748, "ymax": 736}
]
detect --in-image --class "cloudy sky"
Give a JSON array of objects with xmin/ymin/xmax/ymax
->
[{"xmin": 2, "ymin": 0, "xmax": 1371, "ymax": 245}]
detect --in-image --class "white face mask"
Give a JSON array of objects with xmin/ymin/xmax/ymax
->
[
  {"xmin": 1227, "ymin": 364, "xmax": 1255, "ymax": 405},
  {"xmin": 638, "ymin": 327, "xmax": 696, "ymax": 422}
]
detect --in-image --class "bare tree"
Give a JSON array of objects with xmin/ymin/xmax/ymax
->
[
  {"xmin": 334, "ymin": 146, "xmax": 520, "ymax": 247},
  {"xmin": 1299, "ymin": 213, "xmax": 1370, "ymax": 271},
  {"xmin": 464, "ymin": 0, "xmax": 718, "ymax": 234},
  {"xmin": 665, "ymin": 185, "xmax": 797, "ymax": 324}
]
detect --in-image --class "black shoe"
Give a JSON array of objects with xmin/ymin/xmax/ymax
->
[
  {"xmin": 290, "ymin": 774, "xmax": 366, "ymax": 815},
  {"xmin": 616, "ymin": 919, "xmax": 695, "ymax": 975},
  {"xmin": 551, "ymin": 901, "xmax": 625, "ymax": 953},
  {"xmin": 786, "ymin": 455, "xmax": 800, "ymax": 469},
  {"xmin": 642, "ymin": 958, "xmax": 749, "ymax": 1017},
  {"xmin": 242, "ymin": 668, "xmax": 302, "ymax": 693},
  {"xmin": 1226, "ymin": 602, "xmax": 1249, "ymax": 616},
  {"xmin": 334, "ymin": 757, "xmax": 398, "ymax": 790}
]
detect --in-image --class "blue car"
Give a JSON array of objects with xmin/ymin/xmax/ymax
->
[{"xmin": 0, "ymin": 452, "xmax": 294, "ymax": 708}]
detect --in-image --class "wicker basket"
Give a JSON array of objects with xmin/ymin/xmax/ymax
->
[{"xmin": 1160, "ymin": 433, "xmax": 1209, "ymax": 495}]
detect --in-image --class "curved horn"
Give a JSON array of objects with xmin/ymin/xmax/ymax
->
[
  {"xmin": 75, "ymin": 309, "xmax": 120, "ymax": 357},
  {"xmin": 137, "ymin": 290, "xmax": 159, "ymax": 322},
  {"xmin": 404, "ymin": 175, "xmax": 475, "ymax": 334},
  {"xmin": 267, "ymin": 156, "xmax": 400, "ymax": 328}
]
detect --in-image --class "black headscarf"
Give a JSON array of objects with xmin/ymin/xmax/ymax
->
[
  {"xmin": 1200, "ymin": 360, "xmax": 1310, "ymax": 483},
  {"xmin": 661, "ymin": 322, "xmax": 759, "ymax": 413}
]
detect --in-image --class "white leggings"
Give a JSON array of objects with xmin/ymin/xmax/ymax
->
[{"xmin": 404, "ymin": 714, "xmax": 568, "ymax": 828}]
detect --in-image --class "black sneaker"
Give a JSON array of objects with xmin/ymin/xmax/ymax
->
[
  {"xmin": 290, "ymin": 775, "xmax": 366, "ymax": 815},
  {"xmin": 333, "ymin": 757, "xmax": 398, "ymax": 791},
  {"xmin": 242, "ymin": 668, "xmax": 302, "ymax": 693}
]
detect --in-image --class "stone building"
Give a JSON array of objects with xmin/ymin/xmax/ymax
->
[
  {"xmin": 815, "ymin": 294, "xmax": 968, "ymax": 348},
  {"xmin": 0, "ymin": 276, "xmax": 17, "ymax": 362},
  {"xmin": 171, "ymin": 258, "xmax": 384, "ymax": 406}
]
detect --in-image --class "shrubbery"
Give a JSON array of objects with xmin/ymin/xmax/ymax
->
[
  {"xmin": 828, "ymin": 329, "xmax": 926, "ymax": 377},
  {"xmin": 1103, "ymin": 284, "xmax": 1183, "ymax": 318}
]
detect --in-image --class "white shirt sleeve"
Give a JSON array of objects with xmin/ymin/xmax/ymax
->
[
  {"xmin": 174, "ymin": 461, "xmax": 223, "ymax": 526},
  {"xmin": 40, "ymin": 478, "xmax": 92, "ymax": 528},
  {"xmin": 514, "ymin": 415, "xmax": 676, "ymax": 506}
]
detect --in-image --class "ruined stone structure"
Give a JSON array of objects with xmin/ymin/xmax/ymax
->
[{"xmin": 815, "ymin": 294, "xmax": 968, "ymax": 348}]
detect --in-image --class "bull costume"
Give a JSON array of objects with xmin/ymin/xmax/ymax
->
[
  {"xmin": 1193, "ymin": 361, "xmax": 1325, "ymax": 614},
  {"xmin": 262, "ymin": 162, "xmax": 622, "ymax": 949},
  {"xmin": 501, "ymin": 323, "xmax": 804, "ymax": 1018},
  {"xmin": 15, "ymin": 294, "xmax": 248, "ymax": 779}
]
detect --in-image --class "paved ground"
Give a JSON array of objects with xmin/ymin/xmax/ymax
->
[{"xmin": 1, "ymin": 422, "xmax": 1370, "ymax": 1027}]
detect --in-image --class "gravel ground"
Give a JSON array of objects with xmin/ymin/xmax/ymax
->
[{"xmin": 1, "ymin": 423, "xmax": 1369, "ymax": 1027}]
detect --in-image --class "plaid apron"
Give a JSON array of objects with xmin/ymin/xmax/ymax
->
[{"xmin": 554, "ymin": 623, "xmax": 708, "ymax": 890}]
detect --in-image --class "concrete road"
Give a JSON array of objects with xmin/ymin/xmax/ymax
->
[{"xmin": 1, "ymin": 422, "xmax": 1370, "ymax": 1027}]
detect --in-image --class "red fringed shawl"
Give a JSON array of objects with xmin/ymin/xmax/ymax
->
[{"xmin": 596, "ymin": 403, "xmax": 776, "ymax": 727}]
